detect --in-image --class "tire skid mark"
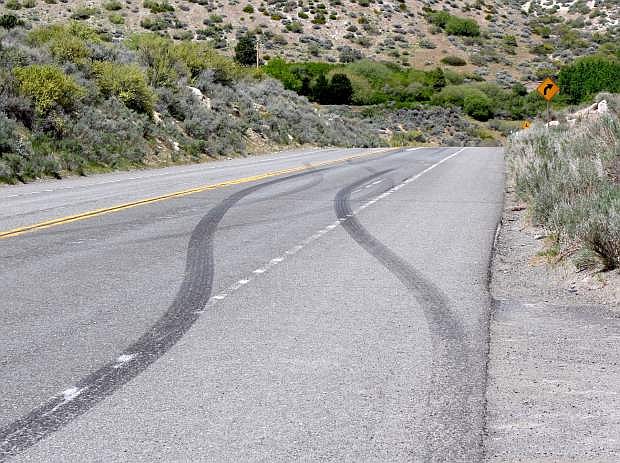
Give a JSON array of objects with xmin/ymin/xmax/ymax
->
[
  {"xmin": 334, "ymin": 171, "xmax": 479, "ymax": 462},
  {"xmin": 0, "ymin": 149, "xmax": 408, "ymax": 460},
  {"xmin": 0, "ymin": 169, "xmax": 326, "ymax": 460}
]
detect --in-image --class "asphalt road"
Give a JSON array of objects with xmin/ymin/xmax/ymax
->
[{"xmin": 0, "ymin": 146, "xmax": 504, "ymax": 462}]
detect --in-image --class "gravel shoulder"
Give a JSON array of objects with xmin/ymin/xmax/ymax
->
[{"xmin": 485, "ymin": 181, "xmax": 620, "ymax": 462}]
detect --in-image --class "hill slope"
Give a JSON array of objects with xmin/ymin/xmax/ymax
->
[{"xmin": 2, "ymin": 0, "xmax": 618, "ymax": 85}]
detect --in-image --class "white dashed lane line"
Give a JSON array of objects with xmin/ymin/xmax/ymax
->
[
  {"xmin": 204, "ymin": 148, "xmax": 466, "ymax": 309},
  {"xmin": 23, "ymin": 147, "xmax": 463, "ymax": 418}
]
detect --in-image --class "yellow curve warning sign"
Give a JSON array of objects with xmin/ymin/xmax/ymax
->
[{"xmin": 537, "ymin": 78, "xmax": 560, "ymax": 101}]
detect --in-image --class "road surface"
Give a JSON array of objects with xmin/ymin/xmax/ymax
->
[{"xmin": 0, "ymin": 147, "xmax": 504, "ymax": 461}]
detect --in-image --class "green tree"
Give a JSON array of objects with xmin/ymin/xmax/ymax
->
[
  {"xmin": 234, "ymin": 33, "xmax": 256, "ymax": 66},
  {"xmin": 300, "ymin": 76, "xmax": 312, "ymax": 96},
  {"xmin": 328, "ymin": 73, "xmax": 353, "ymax": 104},
  {"xmin": 312, "ymin": 73, "xmax": 330, "ymax": 103}
]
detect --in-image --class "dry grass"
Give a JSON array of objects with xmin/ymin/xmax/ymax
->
[{"xmin": 508, "ymin": 94, "xmax": 620, "ymax": 270}]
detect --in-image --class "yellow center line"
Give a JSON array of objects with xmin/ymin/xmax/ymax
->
[{"xmin": 0, "ymin": 148, "xmax": 396, "ymax": 240}]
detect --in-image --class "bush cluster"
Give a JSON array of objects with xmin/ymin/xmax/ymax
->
[
  {"xmin": 558, "ymin": 55, "xmax": 620, "ymax": 104},
  {"xmin": 264, "ymin": 58, "xmax": 554, "ymax": 120},
  {"xmin": 509, "ymin": 96, "xmax": 620, "ymax": 269},
  {"xmin": 425, "ymin": 9, "xmax": 480, "ymax": 37},
  {"xmin": 0, "ymin": 22, "xmax": 380, "ymax": 184}
]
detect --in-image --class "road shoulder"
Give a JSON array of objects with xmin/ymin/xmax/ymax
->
[{"xmin": 485, "ymin": 183, "xmax": 620, "ymax": 462}]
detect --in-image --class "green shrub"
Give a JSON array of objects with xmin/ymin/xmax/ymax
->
[
  {"xmin": 558, "ymin": 55, "xmax": 620, "ymax": 104},
  {"xmin": 51, "ymin": 36, "xmax": 92, "ymax": 62},
  {"xmin": 109, "ymin": 13, "xmax": 125, "ymax": 24},
  {"xmin": 1, "ymin": 114, "xmax": 65, "ymax": 183},
  {"xmin": 5, "ymin": 0, "xmax": 21, "ymax": 10},
  {"xmin": 128, "ymin": 33, "xmax": 241, "ymax": 86},
  {"xmin": 390, "ymin": 129, "xmax": 425, "ymax": 146},
  {"xmin": 286, "ymin": 21, "xmax": 303, "ymax": 33},
  {"xmin": 242, "ymin": 4, "xmax": 254, "ymax": 13},
  {"xmin": 445, "ymin": 16, "xmax": 480, "ymax": 36},
  {"xmin": 509, "ymin": 113, "xmax": 620, "ymax": 268},
  {"xmin": 92, "ymin": 62, "xmax": 156, "ymax": 114},
  {"xmin": 440, "ymin": 55, "xmax": 467, "ymax": 66},
  {"xmin": 28, "ymin": 23, "xmax": 100, "ymax": 62},
  {"xmin": 464, "ymin": 92, "xmax": 493, "ymax": 121},
  {"xmin": 140, "ymin": 16, "xmax": 171, "ymax": 31},
  {"xmin": 0, "ymin": 14, "xmax": 23, "ymax": 29},
  {"xmin": 14, "ymin": 64, "xmax": 85, "ymax": 113},
  {"xmin": 531, "ymin": 42, "xmax": 555, "ymax": 55},
  {"xmin": 143, "ymin": 0, "xmax": 174, "ymax": 13},
  {"xmin": 29, "ymin": 22, "xmax": 101, "ymax": 44},
  {"xmin": 312, "ymin": 13, "xmax": 326, "ymax": 25},
  {"xmin": 175, "ymin": 41, "xmax": 241, "ymax": 81},
  {"xmin": 427, "ymin": 9, "xmax": 479, "ymax": 36},
  {"xmin": 103, "ymin": 0, "xmax": 122, "ymax": 10},
  {"xmin": 427, "ymin": 10, "xmax": 450, "ymax": 28}
]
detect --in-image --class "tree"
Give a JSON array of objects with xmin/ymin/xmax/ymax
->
[
  {"xmin": 300, "ymin": 76, "xmax": 312, "ymax": 96},
  {"xmin": 558, "ymin": 55, "xmax": 620, "ymax": 103},
  {"xmin": 328, "ymin": 74, "xmax": 353, "ymax": 104},
  {"xmin": 234, "ymin": 34, "xmax": 256, "ymax": 66},
  {"xmin": 312, "ymin": 73, "xmax": 330, "ymax": 103}
]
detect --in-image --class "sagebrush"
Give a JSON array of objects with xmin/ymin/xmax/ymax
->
[{"xmin": 508, "ymin": 94, "xmax": 620, "ymax": 269}]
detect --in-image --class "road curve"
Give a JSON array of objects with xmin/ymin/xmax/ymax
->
[{"xmin": 0, "ymin": 147, "xmax": 504, "ymax": 461}]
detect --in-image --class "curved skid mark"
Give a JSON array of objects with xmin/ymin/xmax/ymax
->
[
  {"xmin": 0, "ymin": 149, "xmax": 408, "ymax": 460},
  {"xmin": 0, "ymin": 168, "xmax": 328, "ymax": 459},
  {"xmin": 334, "ymin": 171, "xmax": 480, "ymax": 461}
]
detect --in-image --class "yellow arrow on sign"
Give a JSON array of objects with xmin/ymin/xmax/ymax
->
[{"xmin": 537, "ymin": 77, "xmax": 560, "ymax": 102}]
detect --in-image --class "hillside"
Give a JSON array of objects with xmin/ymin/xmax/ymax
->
[{"xmin": 1, "ymin": 0, "xmax": 618, "ymax": 86}]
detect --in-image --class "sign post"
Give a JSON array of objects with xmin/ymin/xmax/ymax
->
[{"xmin": 537, "ymin": 77, "xmax": 560, "ymax": 124}]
